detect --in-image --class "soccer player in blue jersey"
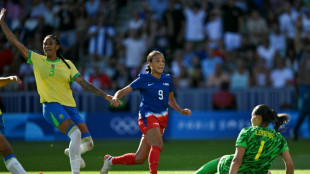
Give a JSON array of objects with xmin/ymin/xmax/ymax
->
[
  {"xmin": 0, "ymin": 8, "xmax": 113, "ymax": 174},
  {"xmin": 100, "ymin": 50, "xmax": 192, "ymax": 174},
  {"xmin": 0, "ymin": 76, "xmax": 26, "ymax": 174},
  {"xmin": 194, "ymin": 104, "xmax": 294, "ymax": 174}
]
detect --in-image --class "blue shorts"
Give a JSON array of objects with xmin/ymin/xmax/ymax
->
[
  {"xmin": 0, "ymin": 114, "xmax": 4, "ymax": 134},
  {"xmin": 42, "ymin": 102, "xmax": 84, "ymax": 127}
]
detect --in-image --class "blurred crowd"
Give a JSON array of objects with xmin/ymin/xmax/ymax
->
[{"xmin": 0, "ymin": 0, "xmax": 308, "ymax": 92}]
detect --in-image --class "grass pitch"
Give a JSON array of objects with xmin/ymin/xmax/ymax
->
[{"xmin": 0, "ymin": 139, "xmax": 309, "ymax": 173}]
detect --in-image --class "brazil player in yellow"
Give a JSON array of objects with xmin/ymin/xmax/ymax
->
[
  {"xmin": 0, "ymin": 76, "xmax": 26, "ymax": 174},
  {"xmin": 194, "ymin": 104, "xmax": 294, "ymax": 174},
  {"xmin": 0, "ymin": 8, "xmax": 113, "ymax": 174}
]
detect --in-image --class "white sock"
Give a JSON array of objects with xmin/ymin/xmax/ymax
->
[
  {"xmin": 80, "ymin": 140, "xmax": 94, "ymax": 154},
  {"xmin": 68, "ymin": 127, "xmax": 81, "ymax": 174},
  {"xmin": 5, "ymin": 157, "xmax": 26, "ymax": 174},
  {"xmin": 65, "ymin": 139, "xmax": 94, "ymax": 156}
]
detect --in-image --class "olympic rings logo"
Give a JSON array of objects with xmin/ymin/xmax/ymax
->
[{"xmin": 110, "ymin": 117, "xmax": 139, "ymax": 135}]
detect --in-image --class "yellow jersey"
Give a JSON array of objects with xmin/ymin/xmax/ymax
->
[{"xmin": 28, "ymin": 50, "xmax": 80, "ymax": 107}]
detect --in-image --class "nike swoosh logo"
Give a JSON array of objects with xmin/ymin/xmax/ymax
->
[{"xmin": 148, "ymin": 83, "xmax": 154, "ymax": 86}]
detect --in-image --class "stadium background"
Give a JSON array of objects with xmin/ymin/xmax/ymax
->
[{"xmin": 0, "ymin": 0, "xmax": 309, "ymax": 173}]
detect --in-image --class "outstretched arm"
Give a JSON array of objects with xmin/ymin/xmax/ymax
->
[
  {"xmin": 168, "ymin": 92, "xmax": 191, "ymax": 116},
  {"xmin": 282, "ymin": 150, "xmax": 294, "ymax": 174},
  {"xmin": 229, "ymin": 146, "xmax": 245, "ymax": 174},
  {"xmin": 0, "ymin": 8, "xmax": 28, "ymax": 59},
  {"xmin": 111, "ymin": 85, "xmax": 132, "ymax": 107},
  {"xmin": 0, "ymin": 76, "xmax": 22, "ymax": 87},
  {"xmin": 75, "ymin": 75, "xmax": 112, "ymax": 101}
]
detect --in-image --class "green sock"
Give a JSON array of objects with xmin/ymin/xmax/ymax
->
[{"xmin": 194, "ymin": 158, "xmax": 218, "ymax": 174}]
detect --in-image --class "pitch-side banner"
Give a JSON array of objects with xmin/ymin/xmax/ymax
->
[
  {"xmin": 166, "ymin": 111, "xmax": 308, "ymax": 139},
  {"xmin": 2, "ymin": 111, "xmax": 308, "ymax": 140}
]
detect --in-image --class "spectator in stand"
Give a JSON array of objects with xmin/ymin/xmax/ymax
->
[
  {"xmin": 6, "ymin": 0, "xmax": 25, "ymax": 27},
  {"xmin": 112, "ymin": 63, "xmax": 131, "ymax": 90},
  {"xmin": 0, "ymin": 38, "xmax": 14, "ymax": 74},
  {"xmin": 153, "ymin": 24, "xmax": 170, "ymax": 54},
  {"xmin": 257, "ymin": 36, "xmax": 276, "ymax": 68},
  {"xmin": 269, "ymin": 22, "xmax": 286, "ymax": 55},
  {"xmin": 252, "ymin": 58, "xmax": 271, "ymax": 87},
  {"xmin": 270, "ymin": 55, "xmax": 294, "ymax": 88},
  {"xmin": 85, "ymin": 0, "xmax": 100, "ymax": 18},
  {"xmin": 89, "ymin": 65, "xmax": 112, "ymax": 90},
  {"xmin": 212, "ymin": 81, "xmax": 236, "ymax": 110},
  {"xmin": 56, "ymin": 1, "xmax": 76, "ymax": 56},
  {"xmin": 230, "ymin": 58, "xmax": 249, "ymax": 89},
  {"xmin": 19, "ymin": 60, "xmax": 36, "ymax": 91},
  {"xmin": 182, "ymin": 1, "xmax": 206, "ymax": 46},
  {"xmin": 87, "ymin": 16, "xmax": 115, "ymax": 58},
  {"xmin": 205, "ymin": 8, "xmax": 223, "ymax": 43},
  {"xmin": 182, "ymin": 42, "xmax": 197, "ymax": 69},
  {"xmin": 221, "ymin": 0, "xmax": 244, "ymax": 51},
  {"xmin": 175, "ymin": 66, "xmax": 191, "ymax": 89},
  {"xmin": 122, "ymin": 29, "xmax": 147, "ymax": 79},
  {"xmin": 171, "ymin": 49, "xmax": 184, "ymax": 78},
  {"xmin": 148, "ymin": 0, "xmax": 168, "ymax": 21},
  {"xmin": 128, "ymin": 10, "xmax": 144, "ymax": 30},
  {"xmin": 201, "ymin": 45, "xmax": 223, "ymax": 80},
  {"xmin": 73, "ymin": 4, "xmax": 89, "ymax": 42},
  {"xmin": 278, "ymin": 1, "xmax": 299, "ymax": 39},
  {"xmin": 246, "ymin": 9, "xmax": 268, "ymax": 46},
  {"xmin": 301, "ymin": 4, "xmax": 310, "ymax": 38},
  {"xmin": 43, "ymin": 0, "xmax": 57, "ymax": 30},
  {"xmin": 190, "ymin": 64, "xmax": 204, "ymax": 88},
  {"xmin": 206, "ymin": 63, "xmax": 230, "ymax": 88},
  {"xmin": 162, "ymin": 0, "xmax": 185, "ymax": 50}
]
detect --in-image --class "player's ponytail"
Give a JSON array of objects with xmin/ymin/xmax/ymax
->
[
  {"xmin": 273, "ymin": 113, "xmax": 289, "ymax": 132},
  {"xmin": 145, "ymin": 50, "xmax": 163, "ymax": 73},
  {"xmin": 252, "ymin": 104, "xmax": 289, "ymax": 132},
  {"xmin": 45, "ymin": 34, "xmax": 71, "ymax": 69},
  {"xmin": 57, "ymin": 49, "xmax": 71, "ymax": 69}
]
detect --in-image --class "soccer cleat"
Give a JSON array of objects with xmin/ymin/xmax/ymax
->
[
  {"xmin": 64, "ymin": 148, "xmax": 69, "ymax": 156},
  {"xmin": 64, "ymin": 148, "xmax": 86, "ymax": 168},
  {"xmin": 80, "ymin": 156, "xmax": 86, "ymax": 168},
  {"xmin": 100, "ymin": 155, "xmax": 112, "ymax": 174}
]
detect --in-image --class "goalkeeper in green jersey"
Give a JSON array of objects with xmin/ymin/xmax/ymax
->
[{"xmin": 194, "ymin": 104, "xmax": 294, "ymax": 174}]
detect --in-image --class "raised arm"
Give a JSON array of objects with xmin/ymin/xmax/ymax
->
[
  {"xmin": 168, "ymin": 92, "xmax": 191, "ymax": 116},
  {"xmin": 111, "ymin": 85, "xmax": 133, "ymax": 107},
  {"xmin": 0, "ymin": 76, "xmax": 22, "ymax": 87},
  {"xmin": 75, "ymin": 75, "xmax": 113, "ymax": 101},
  {"xmin": 0, "ymin": 8, "xmax": 28, "ymax": 59},
  {"xmin": 229, "ymin": 146, "xmax": 245, "ymax": 174},
  {"xmin": 282, "ymin": 150, "xmax": 294, "ymax": 174}
]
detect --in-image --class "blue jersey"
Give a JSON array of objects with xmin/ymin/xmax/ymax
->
[{"xmin": 130, "ymin": 73, "xmax": 174, "ymax": 119}]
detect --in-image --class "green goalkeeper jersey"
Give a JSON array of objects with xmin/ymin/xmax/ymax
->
[{"xmin": 218, "ymin": 126, "xmax": 289, "ymax": 174}]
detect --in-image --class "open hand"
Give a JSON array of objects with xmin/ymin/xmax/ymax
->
[
  {"xmin": 9, "ymin": 76, "xmax": 22, "ymax": 85},
  {"xmin": 180, "ymin": 108, "xmax": 192, "ymax": 117}
]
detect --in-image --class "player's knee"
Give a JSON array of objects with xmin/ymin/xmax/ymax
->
[
  {"xmin": 135, "ymin": 155, "xmax": 147, "ymax": 164},
  {"xmin": 154, "ymin": 142, "xmax": 164, "ymax": 149}
]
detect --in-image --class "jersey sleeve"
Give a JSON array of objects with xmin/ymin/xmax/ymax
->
[
  {"xmin": 130, "ymin": 75, "xmax": 143, "ymax": 90},
  {"xmin": 27, "ymin": 50, "xmax": 43, "ymax": 65},
  {"xmin": 235, "ymin": 128, "xmax": 249, "ymax": 149},
  {"xmin": 67, "ymin": 60, "xmax": 80, "ymax": 82},
  {"xmin": 278, "ymin": 136, "xmax": 289, "ymax": 154}
]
